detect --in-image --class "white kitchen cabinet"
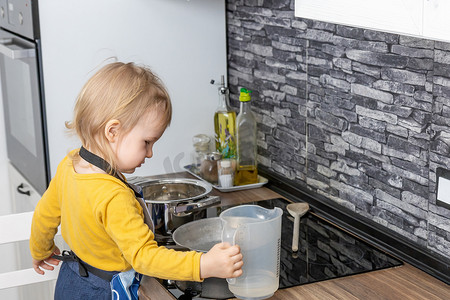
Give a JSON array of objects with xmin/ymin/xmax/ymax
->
[
  {"xmin": 295, "ymin": 0, "xmax": 450, "ymax": 42},
  {"xmin": 0, "ymin": 163, "xmax": 65, "ymax": 300},
  {"xmin": 8, "ymin": 163, "xmax": 41, "ymax": 213}
]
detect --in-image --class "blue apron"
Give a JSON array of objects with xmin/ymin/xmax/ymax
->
[{"xmin": 110, "ymin": 269, "xmax": 143, "ymax": 300}]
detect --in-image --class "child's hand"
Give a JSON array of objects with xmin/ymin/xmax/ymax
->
[
  {"xmin": 200, "ymin": 242, "xmax": 243, "ymax": 279},
  {"xmin": 32, "ymin": 246, "xmax": 61, "ymax": 275}
]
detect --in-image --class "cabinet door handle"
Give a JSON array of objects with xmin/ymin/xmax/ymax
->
[
  {"xmin": 0, "ymin": 38, "xmax": 36, "ymax": 59},
  {"xmin": 17, "ymin": 183, "xmax": 31, "ymax": 196}
]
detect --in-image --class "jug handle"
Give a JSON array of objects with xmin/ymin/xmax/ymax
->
[
  {"xmin": 222, "ymin": 227, "xmax": 238, "ymax": 285},
  {"xmin": 227, "ymin": 277, "xmax": 236, "ymax": 285}
]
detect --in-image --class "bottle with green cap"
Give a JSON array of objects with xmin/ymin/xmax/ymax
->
[{"xmin": 235, "ymin": 87, "xmax": 258, "ymax": 185}]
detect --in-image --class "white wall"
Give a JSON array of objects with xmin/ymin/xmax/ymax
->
[{"xmin": 39, "ymin": 0, "xmax": 226, "ymax": 178}]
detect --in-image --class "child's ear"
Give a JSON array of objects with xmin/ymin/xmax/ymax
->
[{"xmin": 105, "ymin": 119, "xmax": 121, "ymax": 143}]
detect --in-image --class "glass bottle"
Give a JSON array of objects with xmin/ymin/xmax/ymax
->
[
  {"xmin": 213, "ymin": 76, "xmax": 237, "ymax": 159},
  {"xmin": 235, "ymin": 88, "xmax": 258, "ymax": 186},
  {"xmin": 191, "ymin": 134, "xmax": 210, "ymax": 175}
]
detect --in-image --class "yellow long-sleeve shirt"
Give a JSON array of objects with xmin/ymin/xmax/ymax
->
[{"xmin": 30, "ymin": 150, "xmax": 202, "ymax": 281}]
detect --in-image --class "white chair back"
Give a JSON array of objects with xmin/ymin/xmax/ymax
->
[{"xmin": 0, "ymin": 211, "xmax": 61, "ymax": 290}]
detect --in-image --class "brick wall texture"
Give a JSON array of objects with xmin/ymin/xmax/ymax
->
[{"xmin": 226, "ymin": 0, "xmax": 450, "ymax": 261}]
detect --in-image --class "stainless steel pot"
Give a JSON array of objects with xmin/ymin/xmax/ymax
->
[
  {"xmin": 172, "ymin": 217, "xmax": 222, "ymax": 252},
  {"xmin": 174, "ymin": 277, "xmax": 233, "ymax": 299},
  {"xmin": 136, "ymin": 178, "xmax": 220, "ymax": 237},
  {"xmin": 172, "ymin": 217, "xmax": 233, "ymax": 299}
]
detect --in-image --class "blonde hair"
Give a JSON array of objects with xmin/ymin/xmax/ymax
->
[{"xmin": 66, "ymin": 62, "xmax": 172, "ymax": 172}]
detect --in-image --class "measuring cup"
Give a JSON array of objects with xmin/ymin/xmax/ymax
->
[{"xmin": 220, "ymin": 205, "xmax": 283, "ymax": 300}]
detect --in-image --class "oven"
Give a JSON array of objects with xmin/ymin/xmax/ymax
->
[{"xmin": 0, "ymin": 0, "xmax": 49, "ymax": 195}]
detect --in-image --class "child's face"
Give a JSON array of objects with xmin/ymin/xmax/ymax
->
[{"xmin": 112, "ymin": 108, "xmax": 166, "ymax": 174}]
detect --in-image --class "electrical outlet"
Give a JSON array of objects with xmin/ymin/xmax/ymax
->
[{"xmin": 436, "ymin": 167, "xmax": 450, "ymax": 210}]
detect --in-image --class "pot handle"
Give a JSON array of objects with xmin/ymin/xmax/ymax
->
[{"xmin": 172, "ymin": 196, "xmax": 220, "ymax": 215}]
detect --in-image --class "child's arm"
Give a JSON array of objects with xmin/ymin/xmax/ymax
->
[
  {"xmin": 29, "ymin": 178, "xmax": 61, "ymax": 264},
  {"xmin": 103, "ymin": 190, "xmax": 241, "ymax": 281},
  {"xmin": 199, "ymin": 242, "xmax": 243, "ymax": 279},
  {"xmin": 32, "ymin": 246, "xmax": 61, "ymax": 275}
]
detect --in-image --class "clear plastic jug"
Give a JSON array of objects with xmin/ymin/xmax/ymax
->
[{"xmin": 220, "ymin": 205, "xmax": 283, "ymax": 300}]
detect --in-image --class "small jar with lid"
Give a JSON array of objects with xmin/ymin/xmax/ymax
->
[
  {"xmin": 200, "ymin": 152, "xmax": 222, "ymax": 185},
  {"xmin": 218, "ymin": 159, "xmax": 235, "ymax": 188},
  {"xmin": 191, "ymin": 134, "xmax": 211, "ymax": 174}
]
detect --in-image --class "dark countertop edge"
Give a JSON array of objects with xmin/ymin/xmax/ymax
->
[{"xmin": 259, "ymin": 166, "xmax": 450, "ymax": 285}]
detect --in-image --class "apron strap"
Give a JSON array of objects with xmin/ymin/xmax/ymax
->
[
  {"xmin": 79, "ymin": 146, "xmax": 141, "ymax": 198},
  {"xmin": 53, "ymin": 250, "xmax": 116, "ymax": 281},
  {"xmin": 78, "ymin": 146, "xmax": 154, "ymax": 231}
]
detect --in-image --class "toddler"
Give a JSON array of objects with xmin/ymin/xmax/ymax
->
[{"xmin": 30, "ymin": 62, "xmax": 243, "ymax": 299}]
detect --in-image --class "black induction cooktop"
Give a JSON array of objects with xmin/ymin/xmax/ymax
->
[
  {"xmin": 256, "ymin": 198, "xmax": 403, "ymax": 288},
  {"xmin": 165, "ymin": 198, "xmax": 403, "ymax": 299}
]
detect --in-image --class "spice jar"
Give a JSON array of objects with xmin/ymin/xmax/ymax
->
[
  {"xmin": 191, "ymin": 134, "xmax": 211, "ymax": 174},
  {"xmin": 200, "ymin": 152, "xmax": 222, "ymax": 185},
  {"xmin": 218, "ymin": 159, "xmax": 235, "ymax": 188}
]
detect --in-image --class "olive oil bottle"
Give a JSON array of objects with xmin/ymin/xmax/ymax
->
[
  {"xmin": 235, "ymin": 88, "xmax": 258, "ymax": 186},
  {"xmin": 234, "ymin": 165, "xmax": 258, "ymax": 186},
  {"xmin": 213, "ymin": 76, "xmax": 236, "ymax": 159}
]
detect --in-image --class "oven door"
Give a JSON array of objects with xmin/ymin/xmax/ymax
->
[{"xmin": 0, "ymin": 29, "xmax": 48, "ymax": 195}]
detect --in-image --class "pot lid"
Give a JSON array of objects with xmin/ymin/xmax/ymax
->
[{"xmin": 137, "ymin": 178, "xmax": 212, "ymax": 204}]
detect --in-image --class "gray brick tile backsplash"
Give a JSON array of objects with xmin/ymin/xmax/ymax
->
[{"xmin": 226, "ymin": 0, "xmax": 450, "ymax": 261}]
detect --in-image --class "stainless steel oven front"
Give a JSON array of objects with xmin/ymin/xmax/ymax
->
[{"xmin": 0, "ymin": 0, "xmax": 49, "ymax": 195}]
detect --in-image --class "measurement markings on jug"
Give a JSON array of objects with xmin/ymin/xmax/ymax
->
[{"xmin": 276, "ymin": 237, "xmax": 281, "ymax": 278}]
